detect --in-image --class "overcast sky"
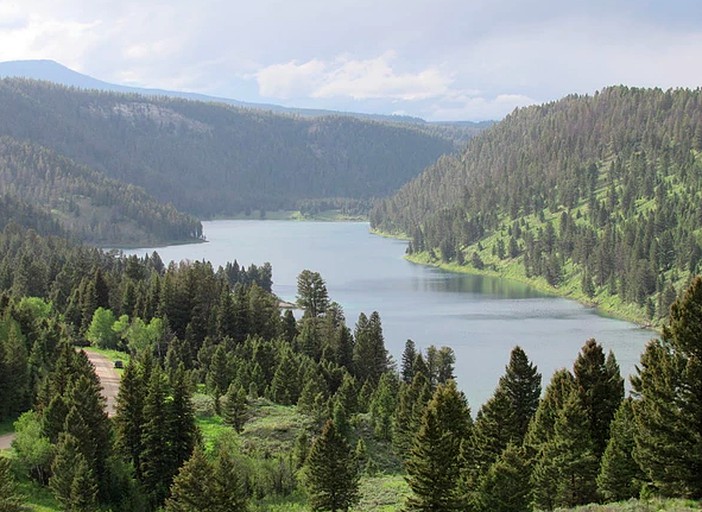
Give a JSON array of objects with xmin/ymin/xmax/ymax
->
[{"xmin": 1, "ymin": 0, "xmax": 701, "ymax": 121}]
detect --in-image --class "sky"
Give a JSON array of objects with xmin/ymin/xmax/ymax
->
[{"xmin": 1, "ymin": 0, "xmax": 701, "ymax": 121}]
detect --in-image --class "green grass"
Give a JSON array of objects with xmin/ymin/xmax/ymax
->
[
  {"xmin": 356, "ymin": 474, "xmax": 409, "ymax": 511},
  {"xmin": 553, "ymin": 498, "xmax": 702, "ymax": 512},
  {"xmin": 239, "ymin": 399, "xmax": 313, "ymax": 457},
  {"xmin": 16, "ymin": 478, "xmax": 61, "ymax": 512},
  {"xmin": 196, "ymin": 414, "xmax": 231, "ymax": 451}
]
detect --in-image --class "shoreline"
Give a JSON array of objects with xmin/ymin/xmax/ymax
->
[{"xmin": 371, "ymin": 228, "xmax": 658, "ymax": 333}]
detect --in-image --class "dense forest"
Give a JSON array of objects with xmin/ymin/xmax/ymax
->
[
  {"xmin": 0, "ymin": 221, "xmax": 701, "ymax": 511},
  {"xmin": 0, "ymin": 78, "xmax": 466, "ymax": 217},
  {"xmin": 0, "ymin": 137, "xmax": 202, "ymax": 245},
  {"xmin": 371, "ymin": 86, "xmax": 702, "ymax": 324}
]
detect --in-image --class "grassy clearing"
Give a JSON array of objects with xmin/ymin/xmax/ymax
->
[{"xmin": 553, "ymin": 498, "xmax": 702, "ymax": 512}]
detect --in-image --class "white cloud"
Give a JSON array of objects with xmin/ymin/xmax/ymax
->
[
  {"xmin": 255, "ymin": 52, "xmax": 453, "ymax": 102},
  {"xmin": 254, "ymin": 59, "xmax": 326, "ymax": 99},
  {"xmin": 2, "ymin": 1, "xmax": 702, "ymax": 120}
]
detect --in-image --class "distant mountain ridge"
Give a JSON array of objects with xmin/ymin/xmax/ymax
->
[
  {"xmin": 0, "ymin": 77, "xmax": 467, "ymax": 217},
  {"xmin": 0, "ymin": 59, "xmax": 492, "ymax": 133}
]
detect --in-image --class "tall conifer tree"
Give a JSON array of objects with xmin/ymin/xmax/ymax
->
[
  {"xmin": 304, "ymin": 419, "xmax": 360, "ymax": 512},
  {"xmin": 404, "ymin": 380, "xmax": 471, "ymax": 512},
  {"xmin": 632, "ymin": 276, "xmax": 702, "ymax": 498}
]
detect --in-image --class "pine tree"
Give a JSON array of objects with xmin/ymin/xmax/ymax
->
[
  {"xmin": 573, "ymin": 338, "xmax": 623, "ymax": 459},
  {"xmin": 62, "ymin": 372, "xmax": 111, "ymax": 499},
  {"xmin": 114, "ymin": 353, "xmax": 150, "ymax": 479},
  {"xmin": 222, "ymin": 383, "xmax": 248, "ymax": 432},
  {"xmin": 304, "ymin": 419, "xmax": 360, "ymax": 512},
  {"xmin": 164, "ymin": 446, "xmax": 216, "ymax": 512},
  {"xmin": 212, "ymin": 446, "xmax": 249, "ymax": 512},
  {"xmin": 140, "ymin": 367, "xmax": 173, "ymax": 508},
  {"xmin": 531, "ymin": 388, "xmax": 598, "ymax": 510},
  {"xmin": 206, "ymin": 344, "xmax": 231, "ymax": 413},
  {"xmin": 0, "ymin": 457, "xmax": 22, "ymax": 512},
  {"xmin": 168, "ymin": 364, "xmax": 199, "ymax": 480},
  {"xmin": 69, "ymin": 457, "xmax": 99, "ymax": 512},
  {"xmin": 401, "ymin": 339, "xmax": 418, "ymax": 384},
  {"xmin": 270, "ymin": 348, "xmax": 300, "ymax": 405},
  {"xmin": 369, "ymin": 371, "xmax": 399, "ymax": 440},
  {"xmin": 501, "ymin": 346, "xmax": 541, "ymax": 442},
  {"xmin": 474, "ymin": 443, "xmax": 531, "ymax": 512},
  {"xmin": 49, "ymin": 433, "xmax": 86, "ymax": 510},
  {"xmin": 404, "ymin": 380, "xmax": 471, "ymax": 512},
  {"xmin": 632, "ymin": 276, "xmax": 702, "ymax": 498},
  {"xmin": 393, "ymin": 372, "xmax": 432, "ymax": 458},
  {"xmin": 597, "ymin": 398, "xmax": 644, "ymax": 502},
  {"xmin": 352, "ymin": 312, "xmax": 389, "ymax": 386},
  {"xmin": 296, "ymin": 270, "xmax": 330, "ymax": 318}
]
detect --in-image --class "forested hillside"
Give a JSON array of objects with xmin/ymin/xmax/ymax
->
[
  {"xmin": 0, "ymin": 223, "xmax": 701, "ymax": 511},
  {"xmin": 0, "ymin": 137, "xmax": 201, "ymax": 245},
  {"xmin": 0, "ymin": 78, "xmax": 460, "ymax": 217},
  {"xmin": 372, "ymin": 86, "xmax": 702, "ymax": 323}
]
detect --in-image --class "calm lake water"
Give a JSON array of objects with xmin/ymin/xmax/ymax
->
[{"xmin": 127, "ymin": 220, "xmax": 654, "ymax": 408}]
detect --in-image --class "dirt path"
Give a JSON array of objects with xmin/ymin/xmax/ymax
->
[
  {"xmin": 85, "ymin": 350, "xmax": 121, "ymax": 417},
  {"xmin": 0, "ymin": 350, "xmax": 120, "ymax": 450}
]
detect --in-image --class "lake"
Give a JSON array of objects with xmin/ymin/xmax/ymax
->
[{"xmin": 127, "ymin": 220, "xmax": 654, "ymax": 408}]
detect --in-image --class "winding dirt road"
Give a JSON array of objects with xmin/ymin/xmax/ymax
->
[{"xmin": 0, "ymin": 350, "xmax": 120, "ymax": 450}]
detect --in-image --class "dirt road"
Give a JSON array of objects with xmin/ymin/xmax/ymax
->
[{"xmin": 0, "ymin": 350, "xmax": 120, "ymax": 450}]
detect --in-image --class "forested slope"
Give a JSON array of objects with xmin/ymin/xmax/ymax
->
[
  {"xmin": 0, "ymin": 136, "xmax": 202, "ymax": 245},
  {"xmin": 372, "ymin": 86, "xmax": 702, "ymax": 323},
  {"xmin": 0, "ymin": 78, "xmax": 459, "ymax": 217}
]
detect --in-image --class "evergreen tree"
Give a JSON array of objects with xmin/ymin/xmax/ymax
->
[
  {"xmin": 222, "ymin": 383, "xmax": 248, "ymax": 432},
  {"xmin": 597, "ymin": 398, "xmax": 644, "ymax": 502},
  {"xmin": 369, "ymin": 371, "xmax": 399, "ymax": 440},
  {"xmin": 270, "ymin": 348, "xmax": 300, "ymax": 405},
  {"xmin": 474, "ymin": 443, "xmax": 531, "ymax": 512},
  {"xmin": 531, "ymin": 388, "xmax": 598, "ymax": 510},
  {"xmin": 404, "ymin": 380, "xmax": 471, "ymax": 512},
  {"xmin": 573, "ymin": 338, "xmax": 623, "ymax": 459},
  {"xmin": 140, "ymin": 367, "xmax": 173, "ymax": 508},
  {"xmin": 164, "ymin": 446, "xmax": 216, "ymax": 512},
  {"xmin": 501, "ymin": 346, "xmax": 542, "ymax": 442},
  {"xmin": 401, "ymin": 339, "xmax": 418, "ymax": 384},
  {"xmin": 352, "ymin": 311, "xmax": 389, "ymax": 386},
  {"xmin": 304, "ymin": 419, "xmax": 360, "ymax": 512},
  {"xmin": 168, "ymin": 364, "xmax": 199, "ymax": 480},
  {"xmin": 206, "ymin": 344, "xmax": 230, "ymax": 413},
  {"xmin": 296, "ymin": 270, "xmax": 330, "ymax": 318},
  {"xmin": 632, "ymin": 276, "xmax": 702, "ymax": 498},
  {"xmin": 50, "ymin": 432, "xmax": 98, "ymax": 512},
  {"xmin": 393, "ymin": 372, "xmax": 432, "ymax": 458},
  {"xmin": 69, "ymin": 457, "xmax": 99, "ymax": 512},
  {"xmin": 114, "ymin": 354, "xmax": 150, "ymax": 479},
  {"xmin": 212, "ymin": 445, "xmax": 249, "ymax": 512},
  {"xmin": 0, "ymin": 457, "xmax": 22, "ymax": 512}
]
